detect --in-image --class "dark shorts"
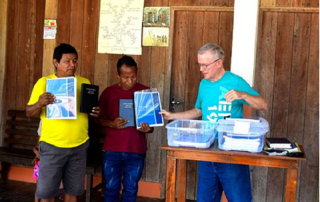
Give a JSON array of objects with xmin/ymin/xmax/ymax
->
[{"xmin": 36, "ymin": 141, "xmax": 89, "ymax": 199}]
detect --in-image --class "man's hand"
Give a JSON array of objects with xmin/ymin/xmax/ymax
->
[
  {"xmin": 38, "ymin": 92, "xmax": 55, "ymax": 107},
  {"xmin": 225, "ymin": 90, "xmax": 246, "ymax": 103},
  {"xmin": 225, "ymin": 89, "xmax": 267, "ymax": 110},
  {"xmin": 138, "ymin": 122, "xmax": 152, "ymax": 133},
  {"xmin": 160, "ymin": 109, "xmax": 173, "ymax": 120},
  {"xmin": 26, "ymin": 92, "xmax": 55, "ymax": 118},
  {"xmin": 90, "ymin": 106, "xmax": 100, "ymax": 117},
  {"xmin": 109, "ymin": 117, "xmax": 129, "ymax": 129}
]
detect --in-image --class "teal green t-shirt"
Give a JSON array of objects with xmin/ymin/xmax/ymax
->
[{"xmin": 195, "ymin": 71, "xmax": 259, "ymax": 122}]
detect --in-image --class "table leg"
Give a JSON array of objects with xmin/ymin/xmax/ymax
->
[
  {"xmin": 177, "ymin": 159, "xmax": 187, "ymax": 202},
  {"xmin": 284, "ymin": 168, "xmax": 298, "ymax": 202},
  {"xmin": 166, "ymin": 151, "xmax": 177, "ymax": 202}
]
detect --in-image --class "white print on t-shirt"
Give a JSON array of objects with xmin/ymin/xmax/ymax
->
[{"xmin": 207, "ymin": 101, "xmax": 231, "ymax": 122}]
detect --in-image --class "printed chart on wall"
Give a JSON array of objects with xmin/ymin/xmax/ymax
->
[{"xmin": 98, "ymin": 0, "xmax": 144, "ymax": 55}]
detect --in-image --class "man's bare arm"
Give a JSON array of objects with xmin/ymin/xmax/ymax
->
[
  {"xmin": 26, "ymin": 93, "xmax": 55, "ymax": 118},
  {"xmin": 160, "ymin": 108, "xmax": 202, "ymax": 120},
  {"xmin": 225, "ymin": 90, "xmax": 267, "ymax": 111}
]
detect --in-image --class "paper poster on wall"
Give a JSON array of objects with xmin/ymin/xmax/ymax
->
[
  {"xmin": 143, "ymin": 27, "xmax": 169, "ymax": 47},
  {"xmin": 143, "ymin": 7, "xmax": 170, "ymax": 27},
  {"xmin": 98, "ymin": 0, "xmax": 144, "ymax": 55},
  {"xmin": 43, "ymin": 19, "xmax": 57, "ymax": 39}
]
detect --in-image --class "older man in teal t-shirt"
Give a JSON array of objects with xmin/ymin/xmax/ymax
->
[{"xmin": 161, "ymin": 43, "xmax": 267, "ymax": 202}]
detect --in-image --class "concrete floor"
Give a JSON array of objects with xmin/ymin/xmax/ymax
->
[{"xmin": 0, "ymin": 180, "xmax": 165, "ymax": 202}]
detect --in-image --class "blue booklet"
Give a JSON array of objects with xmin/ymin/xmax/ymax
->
[
  {"xmin": 134, "ymin": 91, "xmax": 164, "ymax": 129},
  {"xmin": 46, "ymin": 77, "xmax": 77, "ymax": 119},
  {"xmin": 119, "ymin": 99, "xmax": 135, "ymax": 127}
]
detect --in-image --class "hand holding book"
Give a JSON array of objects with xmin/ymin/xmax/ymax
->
[{"xmin": 109, "ymin": 117, "xmax": 129, "ymax": 129}]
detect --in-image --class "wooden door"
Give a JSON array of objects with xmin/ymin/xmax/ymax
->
[{"xmin": 168, "ymin": 7, "xmax": 234, "ymax": 200}]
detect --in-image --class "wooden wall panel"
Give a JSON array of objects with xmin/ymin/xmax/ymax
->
[
  {"xmin": 170, "ymin": 11, "xmax": 188, "ymax": 113},
  {"xmin": 267, "ymin": 12, "xmax": 294, "ymax": 202},
  {"xmin": 0, "ymin": 0, "xmax": 8, "ymax": 146},
  {"xmin": 69, "ymin": 0, "xmax": 85, "ymax": 75},
  {"xmin": 203, "ymin": 12, "xmax": 220, "ymax": 44},
  {"xmin": 5, "ymin": 0, "xmax": 20, "ymax": 111},
  {"xmin": 218, "ymin": 12, "xmax": 233, "ymax": 70},
  {"xmin": 42, "ymin": 0, "xmax": 57, "ymax": 76},
  {"xmin": 185, "ymin": 11, "xmax": 205, "ymax": 200},
  {"xmin": 56, "ymin": 0, "xmax": 71, "ymax": 44},
  {"xmin": 276, "ymin": 0, "xmax": 292, "ymax": 7},
  {"xmin": 255, "ymin": 9, "xmax": 319, "ymax": 202},
  {"xmin": 81, "ymin": 0, "xmax": 99, "ymax": 83},
  {"xmin": 299, "ymin": 14, "xmax": 319, "ymax": 201},
  {"xmin": 287, "ymin": 13, "xmax": 310, "ymax": 144},
  {"xmin": 299, "ymin": 13, "xmax": 319, "ymax": 202},
  {"xmin": 16, "ymin": 0, "xmax": 31, "ymax": 110},
  {"xmin": 145, "ymin": 47, "xmax": 166, "ymax": 182},
  {"xmin": 33, "ymin": 0, "xmax": 45, "ymax": 83},
  {"xmin": 253, "ymin": 11, "xmax": 278, "ymax": 202}
]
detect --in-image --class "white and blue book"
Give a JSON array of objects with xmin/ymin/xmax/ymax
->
[
  {"xmin": 119, "ymin": 99, "xmax": 135, "ymax": 127},
  {"xmin": 134, "ymin": 91, "xmax": 164, "ymax": 129},
  {"xmin": 46, "ymin": 77, "xmax": 77, "ymax": 119}
]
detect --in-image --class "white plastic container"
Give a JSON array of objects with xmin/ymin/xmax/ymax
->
[
  {"xmin": 217, "ymin": 117, "xmax": 269, "ymax": 152},
  {"xmin": 166, "ymin": 119, "xmax": 217, "ymax": 148}
]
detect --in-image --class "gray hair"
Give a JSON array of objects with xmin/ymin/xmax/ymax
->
[{"xmin": 198, "ymin": 43, "xmax": 225, "ymax": 61}]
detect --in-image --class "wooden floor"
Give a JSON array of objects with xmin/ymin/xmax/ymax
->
[{"xmin": 0, "ymin": 180, "xmax": 165, "ymax": 202}]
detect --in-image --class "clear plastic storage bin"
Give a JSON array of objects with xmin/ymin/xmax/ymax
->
[
  {"xmin": 217, "ymin": 117, "xmax": 269, "ymax": 152},
  {"xmin": 166, "ymin": 119, "xmax": 217, "ymax": 148}
]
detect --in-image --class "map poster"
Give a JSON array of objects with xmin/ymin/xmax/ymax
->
[{"xmin": 98, "ymin": 0, "xmax": 144, "ymax": 55}]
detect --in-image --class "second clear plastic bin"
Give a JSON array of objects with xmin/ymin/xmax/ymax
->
[
  {"xmin": 217, "ymin": 117, "xmax": 269, "ymax": 152},
  {"xmin": 166, "ymin": 119, "xmax": 217, "ymax": 148}
]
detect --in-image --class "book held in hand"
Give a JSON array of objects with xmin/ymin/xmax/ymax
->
[
  {"xmin": 266, "ymin": 137, "xmax": 293, "ymax": 149},
  {"xmin": 80, "ymin": 84, "xmax": 99, "ymax": 113},
  {"xmin": 134, "ymin": 91, "xmax": 164, "ymax": 129},
  {"xmin": 119, "ymin": 99, "xmax": 135, "ymax": 127},
  {"xmin": 46, "ymin": 77, "xmax": 77, "ymax": 119}
]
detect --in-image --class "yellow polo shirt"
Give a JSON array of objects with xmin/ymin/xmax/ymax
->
[{"xmin": 27, "ymin": 74, "xmax": 90, "ymax": 148}]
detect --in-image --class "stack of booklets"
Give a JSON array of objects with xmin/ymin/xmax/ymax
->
[
  {"xmin": 222, "ymin": 136, "xmax": 261, "ymax": 151},
  {"xmin": 263, "ymin": 137, "xmax": 303, "ymax": 156}
]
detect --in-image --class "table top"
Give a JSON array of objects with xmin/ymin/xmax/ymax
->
[{"xmin": 160, "ymin": 140, "xmax": 306, "ymax": 162}]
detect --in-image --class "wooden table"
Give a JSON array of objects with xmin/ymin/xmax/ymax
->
[{"xmin": 160, "ymin": 142, "xmax": 306, "ymax": 202}]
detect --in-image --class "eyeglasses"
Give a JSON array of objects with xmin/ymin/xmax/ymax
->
[{"xmin": 196, "ymin": 58, "xmax": 220, "ymax": 69}]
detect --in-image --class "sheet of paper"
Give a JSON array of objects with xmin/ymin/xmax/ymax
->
[
  {"xmin": 43, "ymin": 19, "xmax": 57, "ymax": 39},
  {"xmin": 233, "ymin": 121, "xmax": 250, "ymax": 134},
  {"xmin": 98, "ymin": 0, "xmax": 144, "ymax": 55}
]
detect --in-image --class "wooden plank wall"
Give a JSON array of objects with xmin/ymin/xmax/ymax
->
[
  {"xmin": 255, "ymin": 1, "xmax": 319, "ymax": 202},
  {"xmin": 1, "ymin": 0, "xmax": 318, "ymax": 201},
  {"xmin": 0, "ymin": 0, "xmax": 8, "ymax": 146}
]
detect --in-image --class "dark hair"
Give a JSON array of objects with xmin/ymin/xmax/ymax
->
[
  {"xmin": 116, "ymin": 55, "xmax": 138, "ymax": 75},
  {"xmin": 53, "ymin": 43, "xmax": 78, "ymax": 63}
]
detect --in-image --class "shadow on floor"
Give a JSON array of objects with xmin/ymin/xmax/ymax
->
[{"xmin": 0, "ymin": 180, "xmax": 165, "ymax": 202}]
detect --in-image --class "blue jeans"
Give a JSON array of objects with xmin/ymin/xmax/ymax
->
[
  {"xmin": 103, "ymin": 151, "xmax": 145, "ymax": 202},
  {"xmin": 197, "ymin": 161, "xmax": 252, "ymax": 202}
]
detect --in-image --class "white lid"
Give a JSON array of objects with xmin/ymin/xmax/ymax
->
[{"xmin": 217, "ymin": 117, "xmax": 269, "ymax": 135}]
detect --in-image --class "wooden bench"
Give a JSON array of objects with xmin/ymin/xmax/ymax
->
[{"xmin": 0, "ymin": 110, "xmax": 105, "ymax": 202}]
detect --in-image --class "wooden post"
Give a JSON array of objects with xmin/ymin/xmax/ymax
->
[
  {"xmin": 0, "ymin": 0, "xmax": 8, "ymax": 146},
  {"xmin": 42, "ymin": 0, "xmax": 58, "ymax": 76}
]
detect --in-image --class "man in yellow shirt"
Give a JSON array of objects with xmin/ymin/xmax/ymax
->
[{"xmin": 26, "ymin": 43, "xmax": 98, "ymax": 202}]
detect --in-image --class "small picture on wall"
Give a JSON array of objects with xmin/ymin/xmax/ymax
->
[
  {"xmin": 142, "ymin": 27, "xmax": 169, "ymax": 47},
  {"xmin": 143, "ymin": 7, "xmax": 170, "ymax": 27}
]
